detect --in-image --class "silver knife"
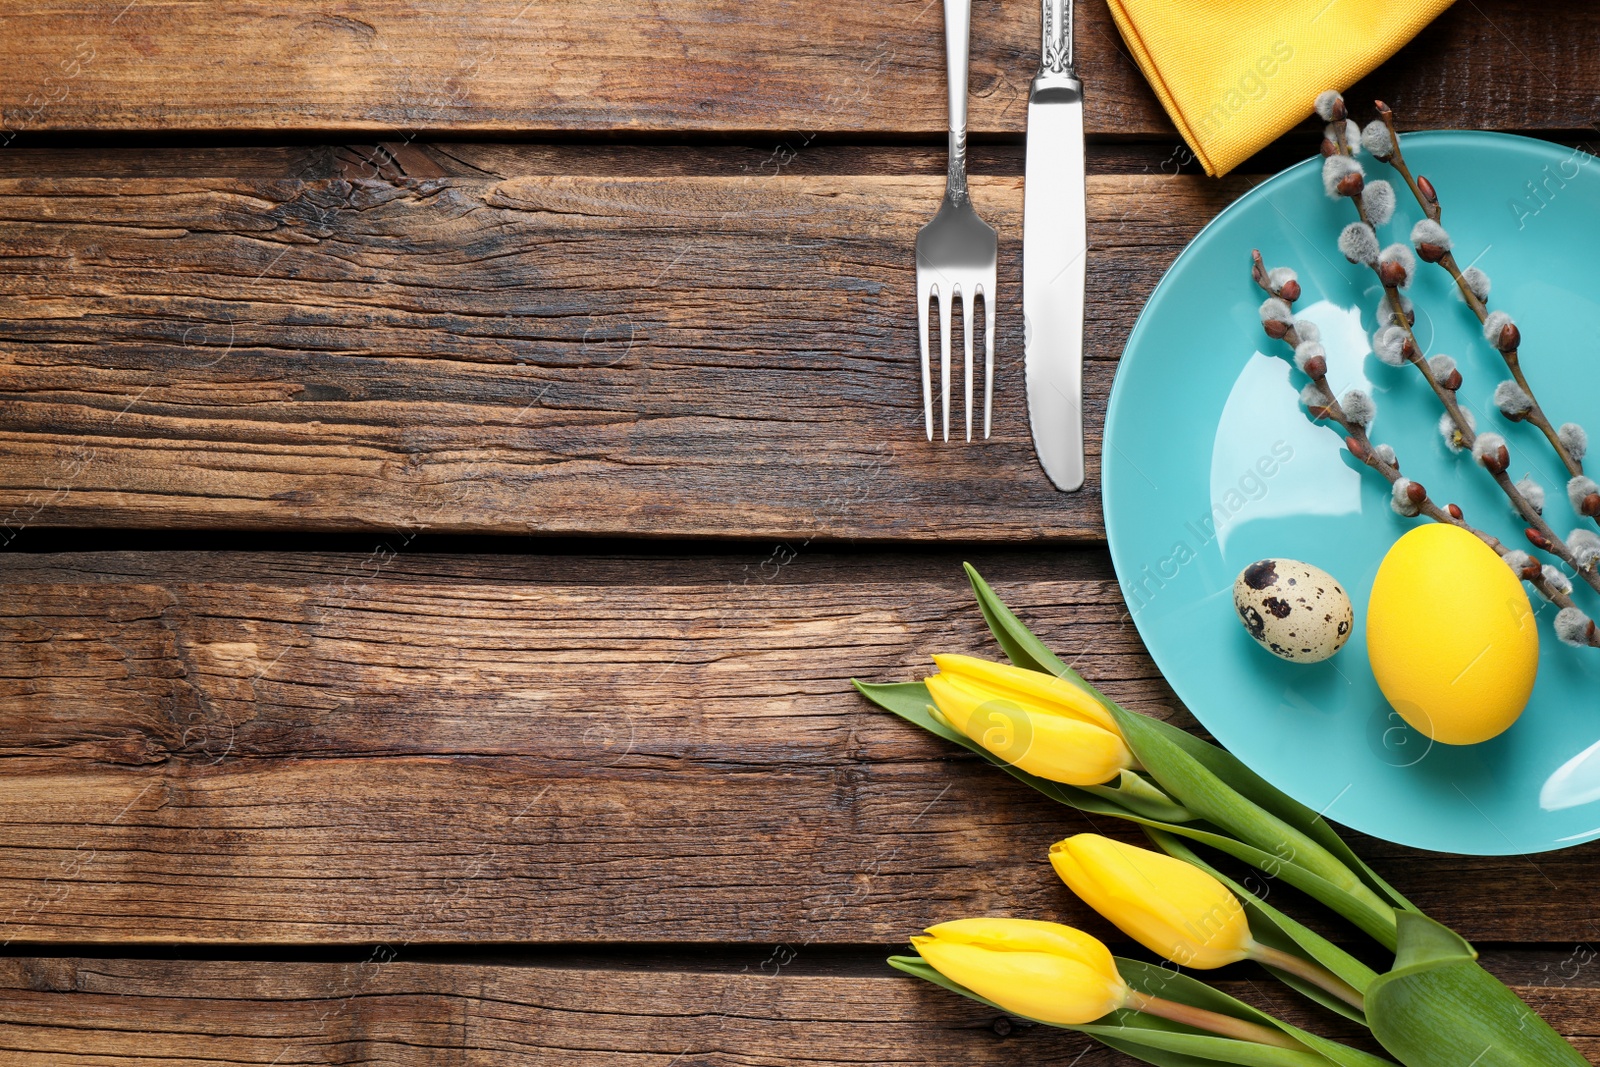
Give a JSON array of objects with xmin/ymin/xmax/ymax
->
[{"xmin": 1024, "ymin": 0, "xmax": 1087, "ymax": 491}]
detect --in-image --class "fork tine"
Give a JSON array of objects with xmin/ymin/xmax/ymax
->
[
  {"xmin": 982, "ymin": 277, "xmax": 995, "ymax": 439},
  {"xmin": 918, "ymin": 279, "xmax": 934, "ymax": 441},
  {"xmin": 939, "ymin": 283, "xmax": 952, "ymax": 442},
  {"xmin": 961, "ymin": 285, "xmax": 974, "ymax": 442}
]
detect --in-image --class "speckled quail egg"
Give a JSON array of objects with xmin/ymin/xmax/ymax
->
[{"xmin": 1233, "ymin": 558, "xmax": 1353, "ymax": 663}]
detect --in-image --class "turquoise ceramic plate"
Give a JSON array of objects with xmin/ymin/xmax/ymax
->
[{"xmin": 1104, "ymin": 132, "xmax": 1600, "ymax": 855}]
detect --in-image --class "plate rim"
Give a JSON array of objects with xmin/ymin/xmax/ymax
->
[{"xmin": 1101, "ymin": 130, "xmax": 1591, "ymax": 855}]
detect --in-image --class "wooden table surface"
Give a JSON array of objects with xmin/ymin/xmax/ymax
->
[{"xmin": 2, "ymin": 2, "xmax": 1598, "ymax": 1062}]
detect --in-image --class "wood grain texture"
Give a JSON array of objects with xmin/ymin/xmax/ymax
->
[
  {"xmin": 1, "ymin": 1, "xmax": 1596, "ymax": 138},
  {"xmin": 0, "ymin": 171, "xmax": 1244, "ymax": 540},
  {"xmin": 0, "ymin": 140, "xmax": 1370, "ymax": 182},
  {"xmin": 2, "ymin": 548, "xmax": 1599, "ymax": 946},
  {"xmin": 0, "ymin": 953, "xmax": 1590, "ymax": 1065}
]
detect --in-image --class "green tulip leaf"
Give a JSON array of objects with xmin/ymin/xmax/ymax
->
[
  {"xmin": 1128, "ymin": 714, "xmax": 1416, "ymax": 916},
  {"xmin": 890, "ymin": 954, "xmax": 1386, "ymax": 1067},
  {"xmin": 1105, "ymin": 704, "xmax": 1398, "ymax": 946},
  {"xmin": 1119, "ymin": 958, "xmax": 1287, "ymax": 1024},
  {"xmin": 1079, "ymin": 1025, "xmax": 1346, "ymax": 1067},
  {"xmin": 1117, "ymin": 958, "xmax": 1390, "ymax": 1066},
  {"xmin": 856, "ymin": 679, "xmax": 1397, "ymax": 948},
  {"xmin": 1270, "ymin": 1026, "xmax": 1394, "ymax": 1067},
  {"xmin": 1085, "ymin": 771, "xmax": 1195, "ymax": 823},
  {"xmin": 962, "ymin": 564, "xmax": 1414, "ymax": 918},
  {"xmin": 1152, "ymin": 822, "xmax": 1398, "ymax": 949},
  {"xmin": 1094, "ymin": 1034, "xmax": 1280, "ymax": 1067},
  {"xmin": 1362, "ymin": 913, "xmax": 1585, "ymax": 1067},
  {"xmin": 1365, "ymin": 916, "xmax": 1587, "ymax": 1066},
  {"xmin": 963, "ymin": 562, "xmax": 1077, "ymax": 681},
  {"xmin": 889, "ymin": 959, "xmax": 1235, "ymax": 1067},
  {"xmin": 1388, "ymin": 911, "xmax": 1476, "ymax": 969},
  {"xmin": 1147, "ymin": 830, "xmax": 1375, "ymax": 1024},
  {"xmin": 1148, "ymin": 830, "xmax": 1378, "ymax": 993}
]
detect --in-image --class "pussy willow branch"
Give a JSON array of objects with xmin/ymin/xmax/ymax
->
[
  {"xmin": 1252, "ymin": 253, "xmax": 1600, "ymax": 646},
  {"xmin": 1372, "ymin": 100, "xmax": 1591, "ymax": 486},
  {"xmin": 1327, "ymin": 121, "xmax": 1600, "ymax": 596}
]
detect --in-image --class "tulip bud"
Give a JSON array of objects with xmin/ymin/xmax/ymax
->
[
  {"xmin": 1051, "ymin": 835, "xmax": 1253, "ymax": 969},
  {"xmin": 1048, "ymin": 836, "xmax": 1370, "ymax": 1015},
  {"xmin": 910, "ymin": 918, "xmax": 1128, "ymax": 1026},
  {"xmin": 924, "ymin": 655, "xmax": 1133, "ymax": 786}
]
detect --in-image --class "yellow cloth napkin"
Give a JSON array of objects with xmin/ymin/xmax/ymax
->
[{"xmin": 1106, "ymin": 0, "xmax": 1456, "ymax": 176}]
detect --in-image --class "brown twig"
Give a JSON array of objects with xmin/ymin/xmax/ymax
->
[
  {"xmin": 1251, "ymin": 252, "xmax": 1600, "ymax": 647},
  {"xmin": 1324, "ymin": 117, "xmax": 1600, "ymax": 596},
  {"xmin": 1372, "ymin": 100, "xmax": 1592, "ymax": 490}
]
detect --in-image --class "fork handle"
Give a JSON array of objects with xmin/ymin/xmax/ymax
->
[{"xmin": 942, "ymin": 0, "xmax": 971, "ymax": 203}]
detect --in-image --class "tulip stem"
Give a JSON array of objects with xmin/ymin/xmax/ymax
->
[
  {"xmin": 1124, "ymin": 990, "xmax": 1307, "ymax": 1051},
  {"xmin": 1250, "ymin": 943, "xmax": 1366, "ymax": 1012}
]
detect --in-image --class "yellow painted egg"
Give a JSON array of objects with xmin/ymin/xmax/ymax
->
[{"xmin": 1366, "ymin": 523, "xmax": 1539, "ymax": 745}]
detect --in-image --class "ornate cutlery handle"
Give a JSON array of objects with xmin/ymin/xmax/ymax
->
[
  {"xmin": 1037, "ymin": 0, "xmax": 1076, "ymax": 81},
  {"xmin": 943, "ymin": 0, "xmax": 971, "ymax": 203}
]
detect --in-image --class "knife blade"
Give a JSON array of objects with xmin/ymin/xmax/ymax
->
[{"xmin": 1023, "ymin": 0, "xmax": 1087, "ymax": 492}]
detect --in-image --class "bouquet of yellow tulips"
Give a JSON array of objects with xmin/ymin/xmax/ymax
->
[{"xmin": 855, "ymin": 565, "xmax": 1586, "ymax": 1067}]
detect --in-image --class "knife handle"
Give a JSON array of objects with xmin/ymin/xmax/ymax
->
[{"xmin": 1037, "ymin": 0, "xmax": 1074, "ymax": 79}]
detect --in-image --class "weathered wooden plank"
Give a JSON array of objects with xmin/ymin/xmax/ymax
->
[
  {"xmin": 1, "ymin": 549, "xmax": 1598, "ymax": 945},
  {"xmin": 0, "ymin": 953, "xmax": 1591, "ymax": 1066},
  {"xmin": 0, "ymin": 172, "xmax": 1244, "ymax": 540},
  {"xmin": 1, "ymin": 2, "xmax": 1594, "ymax": 138},
  {"xmin": 0, "ymin": 140, "xmax": 1354, "ymax": 182}
]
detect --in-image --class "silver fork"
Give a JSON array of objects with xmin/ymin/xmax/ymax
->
[{"xmin": 915, "ymin": 0, "xmax": 998, "ymax": 442}]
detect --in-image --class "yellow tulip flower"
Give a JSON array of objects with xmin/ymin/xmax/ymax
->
[
  {"xmin": 924, "ymin": 656, "xmax": 1134, "ymax": 786},
  {"xmin": 906, "ymin": 915, "xmax": 1317, "ymax": 1047},
  {"xmin": 910, "ymin": 917, "xmax": 1129, "ymax": 1025},
  {"xmin": 932, "ymin": 655, "xmax": 1119, "ymax": 732},
  {"xmin": 1051, "ymin": 834, "xmax": 1252, "ymax": 968}
]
